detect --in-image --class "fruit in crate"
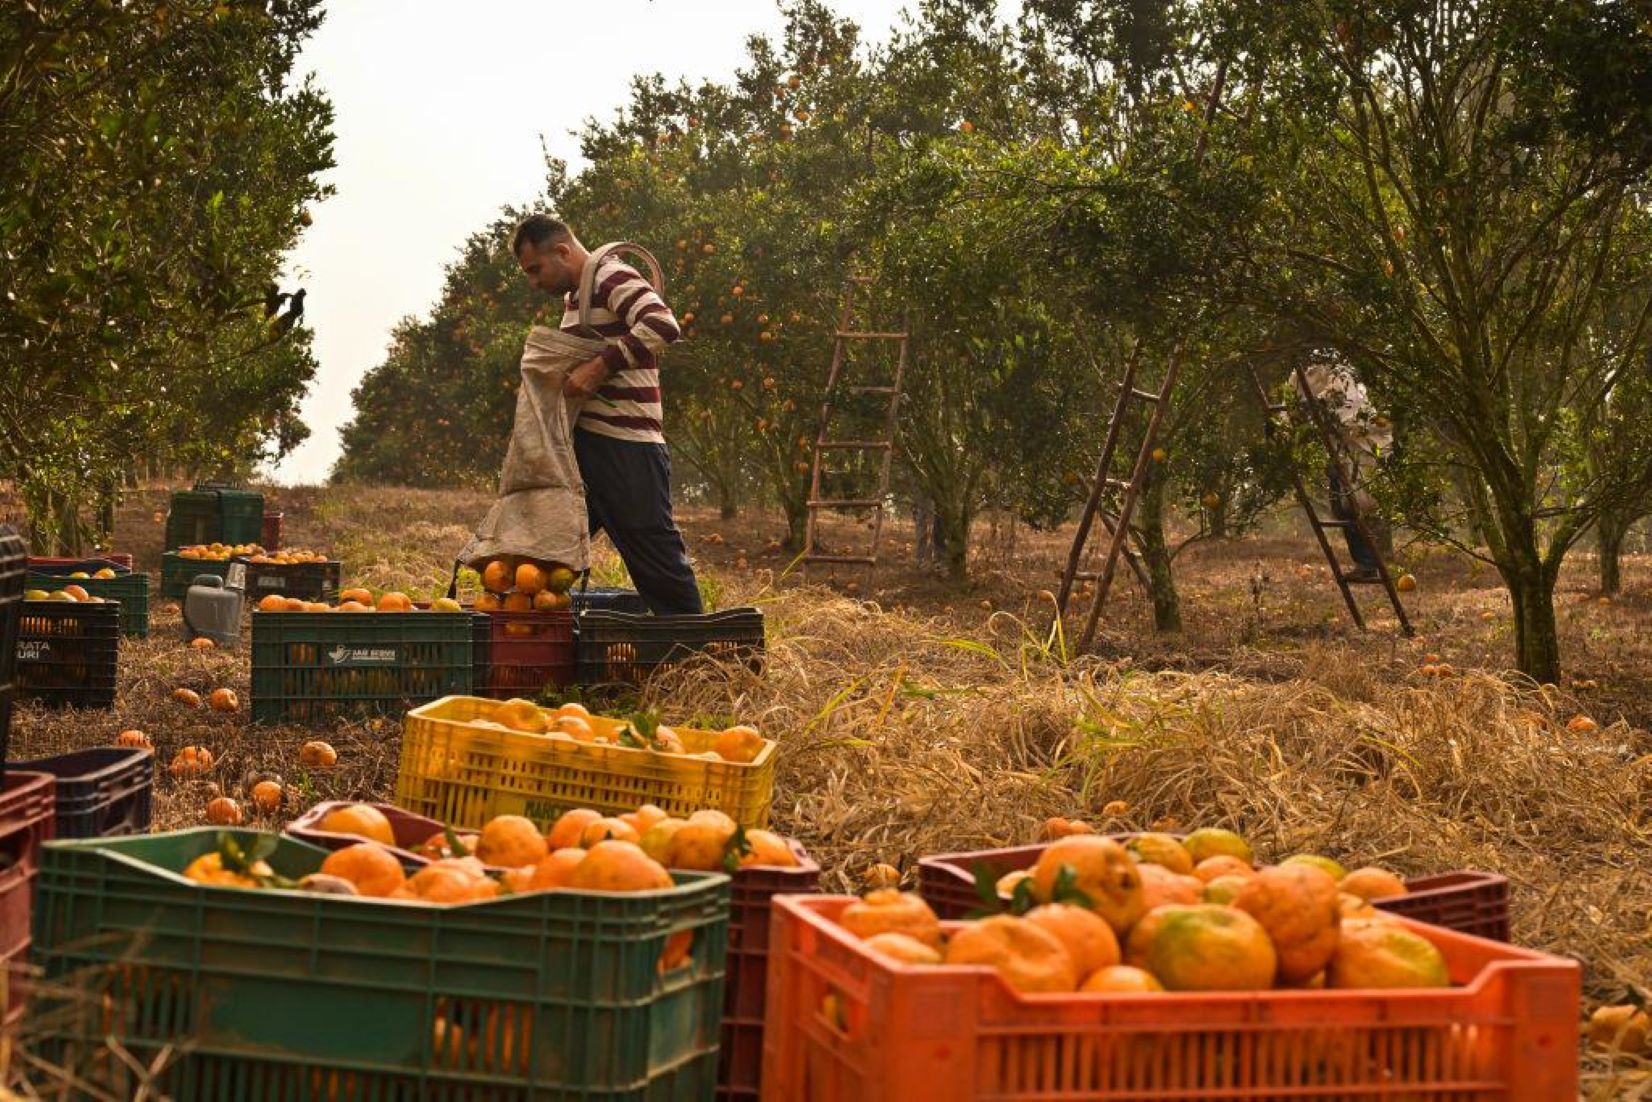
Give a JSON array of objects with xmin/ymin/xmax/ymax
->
[
  {"xmin": 319, "ymin": 803, "xmax": 396, "ymax": 846},
  {"xmin": 243, "ymin": 548, "xmax": 329, "ymax": 564},
  {"xmin": 177, "ymin": 543, "xmax": 263, "ymax": 561}
]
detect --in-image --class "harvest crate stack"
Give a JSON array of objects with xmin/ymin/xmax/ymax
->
[
  {"xmin": 11, "ymin": 747, "xmax": 154, "ymax": 839},
  {"xmin": 164, "ymin": 486, "xmax": 264, "ymax": 550},
  {"xmin": 25, "ymin": 558, "xmax": 150, "ymax": 639},
  {"xmin": 30, "ymin": 828, "xmax": 730, "ymax": 1098},
  {"xmin": 250, "ymin": 609, "xmax": 474, "ymax": 724},
  {"xmin": 16, "ymin": 600, "xmax": 120, "ymax": 709},
  {"xmin": 575, "ymin": 607, "xmax": 765, "ymax": 686}
]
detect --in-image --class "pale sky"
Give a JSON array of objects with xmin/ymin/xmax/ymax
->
[{"xmin": 267, "ymin": 0, "xmax": 927, "ymax": 485}]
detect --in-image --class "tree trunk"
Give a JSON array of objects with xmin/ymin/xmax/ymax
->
[
  {"xmin": 781, "ymin": 490, "xmax": 807, "ymax": 552},
  {"xmin": 1598, "ymin": 513, "xmax": 1629, "ymax": 595},
  {"xmin": 1137, "ymin": 472, "xmax": 1182, "ymax": 632},
  {"xmin": 937, "ymin": 499, "xmax": 971, "ymax": 583},
  {"xmin": 1501, "ymin": 556, "xmax": 1562, "ymax": 684},
  {"xmin": 717, "ymin": 481, "xmax": 738, "ymax": 521},
  {"xmin": 1207, "ymin": 501, "xmax": 1229, "ymax": 540}
]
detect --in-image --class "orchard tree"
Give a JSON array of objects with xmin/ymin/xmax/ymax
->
[{"xmin": 1220, "ymin": 0, "xmax": 1652, "ymax": 680}]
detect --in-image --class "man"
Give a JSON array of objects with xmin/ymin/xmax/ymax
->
[
  {"xmin": 1296, "ymin": 359, "xmax": 1393, "ymax": 583},
  {"xmin": 513, "ymin": 214, "xmax": 702, "ymax": 614}
]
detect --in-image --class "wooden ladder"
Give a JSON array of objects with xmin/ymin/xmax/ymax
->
[
  {"xmin": 802, "ymin": 276, "xmax": 908, "ymax": 573},
  {"xmin": 1050, "ymin": 61, "xmax": 1230, "ymax": 652},
  {"xmin": 1247, "ymin": 362, "xmax": 1414, "ymax": 636}
]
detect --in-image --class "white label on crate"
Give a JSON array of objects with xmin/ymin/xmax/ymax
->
[
  {"xmin": 226, "ymin": 563, "xmax": 247, "ymax": 590},
  {"xmin": 325, "ymin": 645, "xmax": 399, "ymax": 667},
  {"xmin": 17, "ymin": 641, "xmax": 50, "ymax": 662},
  {"xmin": 257, "ymin": 575, "xmax": 284, "ymax": 588}
]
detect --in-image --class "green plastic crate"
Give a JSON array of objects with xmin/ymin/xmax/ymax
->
[
  {"xmin": 164, "ymin": 488, "xmax": 264, "ymax": 550},
  {"xmin": 31, "ymin": 828, "xmax": 729, "ymax": 1099},
  {"xmin": 250, "ymin": 611, "xmax": 476, "ymax": 725},
  {"xmin": 25, "ymin": 570, "xmax": 149, "ymax": 639},
  {"xmin": 160, "ymin": 552, "xmax": 231, "ymax": 598}
]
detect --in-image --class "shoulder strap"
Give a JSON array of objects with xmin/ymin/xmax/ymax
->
[{"xmin": 572, "ymin": 241, "xmax": 666, "ymax": 335}]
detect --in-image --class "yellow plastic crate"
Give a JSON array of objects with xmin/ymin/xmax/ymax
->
[{"xmin": 394, "ymin": 696, "xmax": 775, "ymax": 830}]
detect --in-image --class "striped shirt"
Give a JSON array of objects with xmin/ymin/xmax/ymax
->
[{"xmin": 560, "ymin": 256, "xmax": 681, "ymax": 444}]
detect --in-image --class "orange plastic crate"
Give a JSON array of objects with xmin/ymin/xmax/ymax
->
[{"xmin": 762, "ymin": 895, "xmax": 1579, "ymax": 1101}]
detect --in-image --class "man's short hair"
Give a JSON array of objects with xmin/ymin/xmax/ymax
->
[{"xmin": 512, "ymin": 214, "xmax": 571, "ymax": 255}]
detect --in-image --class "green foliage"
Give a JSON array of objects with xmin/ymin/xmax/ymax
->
[{"xmin": 0, "ymin": 0, "xmax": 335, "ymax": 551}]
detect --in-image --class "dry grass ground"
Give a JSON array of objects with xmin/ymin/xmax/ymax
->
[{"xmin": 8, "ymin": 482, "xmax": 1652, "ymax": 1095}]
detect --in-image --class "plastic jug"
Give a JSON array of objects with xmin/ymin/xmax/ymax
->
[{"xmin": 184, "ymin": 564, "xmax": 245, "ymax": 647}]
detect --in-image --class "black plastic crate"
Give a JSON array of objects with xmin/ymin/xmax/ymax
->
[
  {"xmin": 165, "ymin": 488, "xmax": 264, "ymax": 550},
  {"xmin": 0, "ymin": 528, "xmax": 26, "ymax": 756},
  {"xmin": 575, "ymin": 608, "xmax": 765, "ymax": 686},
  {"xmin": 16, "ymin": 601, "xmax": 120, "ymax": 709},
  {"xmin": 235, "ymin": 557, "xmax": 341, "ymax": 604},
  {"xmin": 9, "ymin": 747, "xmax": 153, "ymax": 839},
  {"xmin": 571, "ymin": 586, "xmax": 652, "ymax": 615},
  {"xmin": 250, "ymin": 611, "xmax": 475, "ymax": 725},
  {"xmin": 26, "ymin": 564, "xmax": 150, "ymax": 639}
]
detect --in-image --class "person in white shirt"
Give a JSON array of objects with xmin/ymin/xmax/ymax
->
[{"xmin": 1296, "ymin": 360, "xmax": 1393, "ymax": 582}]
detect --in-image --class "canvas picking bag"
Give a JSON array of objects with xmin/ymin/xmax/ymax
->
[{"xmin": 457, "ymin": 242, "xmax": 664, "ymax": 579}]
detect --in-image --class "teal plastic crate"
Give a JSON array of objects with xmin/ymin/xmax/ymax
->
[
  {"xmin": 25, "ymin": 569, "xmax": 149, "ymax": 639},
  {"xmin": 165, "ymin": 488, "xmax": 264, "ymax": 550},
  {"xmin": 250, "ymin": 611, "xmax": 476, "ymax": 725},
  {"xmin": 160, "ymin": 552, "xmax": 231, "ymax": 598},
  {"xmin": 31, "ymin": 828, "xmax": 729, "ymax": 1099}
]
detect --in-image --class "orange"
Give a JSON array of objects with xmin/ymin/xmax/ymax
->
[
  {"xmin": 1022, "ymin": 903, "xmax": 1120, "ymax": 979},
  {"xmin": 409, "ymin": 865, "xmax": 483, "ymax": 904},
  {"xmin": 943, "ymin": 914, "xmax": 1078, "ymax": 993},
  {"xmin": 1281, "ymin": 853, "xmax": 1349, "ymax": 881},
  {"xmin": 514, "ymin": 562, "xmax": 549, "ymax": 595},
  {"xmin": 1041, "ymin": 816, "xmax": 1095, "ymax": 839},
  {"xmin": 1081, "ymin": 964, "xmax": 1164, "ymax": 993},
  {"xmin": 1337, "ymin": 891, "xmax": 1378, "ymax": 919},
  {"xmin": 299, "ymin": 740, "xmax": 338, "ymax": 767},
  {"xmin": 737, "ymin": 829, "xmax": 798, "ymax": 867},
  {"xmin": 639, "ymin": 817, "xmax": 688, "ymax": 864},
  {"xmin": 1339, "ymin": 867, "xmax": 1408, "ymax": 901},
  {"xmin": 1127, "ymin": 833, "xmax": 1194, "ymax": 875},
  {"xmin": 1590, "ymin": 1005, "xmax": 1652, "ymax": 1055},
  {"xmin": 996, "ymin": 869, "xmax": 1032, "ymax": 898},
  {"xmin": 257, "ymin": 594, "xmax": 287, "ymax": 612},
  {"xmin": 1137, "ymin": 862, "xmax": 1204, "ymax": 910},
  {"xmin": 1125, "ymin": 904, "xmax": 1277, "ymax": 991},
  {"xmin": 205, "ymin": 797, "xmax": 242, "ymax": 825},
  {"xmin": 1231, "ymin": 864, "xmax": 1341, "ymax": 984},
  {"xmin": 668, "ymin": 815, "xmax": 736, "ymax": 871},
  {"xmin": 376, "ymin": 591, "xmax": 413, "ymax": 612},
  {"xmin": 250, "ymin": 780, "xmax": 283, "ymax": 814},
  {"xmin": 862, "ymin": 931, "xmax": 942, "ymax": 965},
  {"xmin": 319, "ymin": 803, "xmax": 396, "ymax": 847},
  {"xmin": 189, "ymin": 636, "xmax": 216, "ymax": 649},
  {"xmin": 552, "ymin": 715, "xmax": 594, "ymax": 740},
  {"xmin": 322, "ymin": 843, "xmax": 408, "ymax": 898},
  {"xmin": 713, "ymin": 726, "xmax": 765, "ymax": 764},
  {"xmin": 169, "ymin": 746, "xmax": 213, "ymax": 778},
  {"xmin": 567, "ymin": 840, "xmax": 673, "ymax": 892},
  {"xmin": 339, "ymin": 587, "xmax": 373, "ymax": 605},
  {"xmin": 866, "ymin": 862, "xmax": 902, "ymax": 889},
  {"xmin": 522, "ymin": 847, "xmax": 587, "ymax": 890},
  {"xmin": 533, "ymin": 590, "xmax": 570, "ymax": 611},
  {"xmin": 545, "ymin": 565, "xmax": 576, "ymax": 594},
  {"xmin": 839, "ymin": 890, "xmax": 942, "ymax": 949},
  {"xmin": 548, "ymin": 809, "xmax": 603, "ymax": 850},
  {"xmin": 481, "ymin": 559, "xmax": 513, "ymax": 593},
  {"xmin": 1181, "ymin": 827, "xmax": 1253, "ymax": 866},
  {"xmin": 493, "ymin": 698, "xmax": 547, "ymax": 734},
  {"xmin": 63, "ymin": 584, "xmax": 89, "ymax": 601},
  {"xmin": 208, "ymin": 687, "xmax": 239, "ymax": 712},
  {"xmin": 1029, "ymin": 835, "xmax": 1146, "ymax": 935},
  {"xmin": 475, "ymin": 591, "xmax": 504, "ymax": 612},
  {"xmin": 115, "ymin": 729, "xmax": 152, "ymax": 749},
  {"xmin": 1202, "ymin": 874, "xmax": 1253, "ymax": 905},
  {"xmin": 579, "ymin": 817, "xmax": 640, "ymax": 847},
  {"xmin": 172, "ymin": 688, "xmax": 202, "ymax": 708},
  {"xmin": 337, "ymin": 600, "xmax": 371, "ymax": 612},
  {"xmin": 476, "ymin": 815, "xmax": 550, "ymax": 867},
  {"xmin": 183, "ymin": 852, "xmax": 271, "ymax": 888},
  {"xmin": 630, "ymin": 804, "xmax": 669, "ymax": 831},
  {"xmin": 503, "ymin": 591, "xmax": 534, "ymax": 613},
  {"xmin": 1327, "ymin": 918, "xmax": 1449, "ymax": 989},
  {"xmin": 555, "ymin": 702, "xmax": 591, "ymax": 719},
  {"xmin": 283, "ymin": 597, "xmax": 307, "ymax": 611},
  {"xmin": 1192, "ymin": 855, "xmax": 1256, "ymax": 883}
]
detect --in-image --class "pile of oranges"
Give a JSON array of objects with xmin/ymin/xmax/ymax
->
[
  {"xmin": 176, "ymin": 543, "xmax": 262, "ymax": 561},
  {"xmin": 254, "ymin": 587, "xmax": 463, "ymax": 613},
  {"xmin": 242, "ymin": 548, "xmax": 330, "ymax": 565},
  {"xmin": 838, "ymin": 826, "xmax": 1449, "ymax": 995},
  {"xmin": 478, "ymin": 698, "xmax": 768, "ymax": 763},
  {"xmin": 474, "ymin": 557, "xmax": 577, "ymax": 615},
  {"xmin": 21, "ymin": 582, "xmax": 112, "ymax": 603}
]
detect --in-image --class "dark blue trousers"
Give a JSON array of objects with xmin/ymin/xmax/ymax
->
[{"xmin": 574, "ymin": 428, "xmax": 703, "ymax": 615}]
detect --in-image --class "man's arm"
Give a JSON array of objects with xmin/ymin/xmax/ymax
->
[{"xmin": 595, "ymin": 262, "xmax": 681, "ymax": 374}]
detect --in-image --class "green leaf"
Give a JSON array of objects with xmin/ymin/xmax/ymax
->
[
  {"xmin": 444, "ymin": 825, "xmax": 470, "ymax": 857},
  {"xmin": 722, "ymin": 824, "xmax": 751, "ymax": 874}
]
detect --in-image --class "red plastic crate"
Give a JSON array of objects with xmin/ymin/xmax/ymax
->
[
  {"xmin": 918, "ymin": 841, "xmax": 1512, "ymax": 941},
  {"xmin": 261, "ymin": 512, "xmax": 283, "ymax": 551},
  {"xmin": 763, "ymin": 895, "xmax": 1578, "ymax": 1102},
  {"xmin": 24, "ymin": 554, "xmax": 134, "ymax": 571},
  {"xmin": 474, "ymin": 607, "xmax": 574, "ymax": 699},
  {"xmin": 0, "ymin": 771, "xmax": 56, "ymax": 1024}
]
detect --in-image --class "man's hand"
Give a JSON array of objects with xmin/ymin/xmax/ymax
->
[{"xmin": 564, "ymin": 356, "xmax": 610, "ymax": 399}]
